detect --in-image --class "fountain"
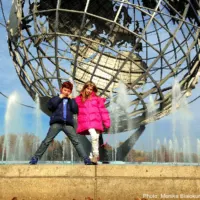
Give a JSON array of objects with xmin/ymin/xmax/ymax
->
[
  {"xmin": 147, "ymin": 95, "xmax": 156, "ymax": 162},
  {"xmin": 14, "ymin": 134, "xmax": 25, "ymax": 161},
  {"xmin": 164, "ymin": 138, "xmax": 167, "ymax": 162},
  {"xmin": 62, "ymin": 140, "xmax": 66, "ymax": 162},
  {"xmin": 110, "ymin": 96, "xmax": 118, "ymax": 161},
  {"xmin": 169, "ymin": 139, "xmax": 173, "ymax": 162},
  {"xmin": 1, "ymin": 92, "xmax": 45, "ymax": 163},
  {"xmin": 32, "ymin": 94, "xmax": 42, "ymax": 154},
  {"xmin": 108, "ymin": 81, "xmax": 131, "ymax": 162},
  {"xmin": 1, "ymin": 92, "xmax": 25, "ymax": 162},
  {"xmin": 179, "ymin": 100, "xmax": 192, "ymax": 163},
  {"xmin": 172, "ymin": 79, "xmax": 192, "ymax": 163},
  {"xmin": 156, "ymin": 139, "xmax": 161, "ymax": 162},
  {"xmin": 197, "ymin": 139, "xmax": 200, "ymax": 164},
  {"xmin": 70, "ymin": 141, "xmax": 74, "ymax": 164}
]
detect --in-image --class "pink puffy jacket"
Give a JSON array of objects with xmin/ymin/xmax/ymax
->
[{"xmin": 75, "ymin": 93, "xmax": 111, "ymax": 135}]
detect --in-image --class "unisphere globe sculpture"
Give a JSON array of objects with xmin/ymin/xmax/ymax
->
[{"xmin": 7, "ymin": 0, "xmax": 200, "ymax": 133}]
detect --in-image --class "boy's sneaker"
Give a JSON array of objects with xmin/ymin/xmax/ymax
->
[
  {"xmin": 29, "ymin": 156, "xmax": 38, "ymax": 165},
  {"xmin": 84, "ymin": 157, "xmax": 93, "ymax": 165}
]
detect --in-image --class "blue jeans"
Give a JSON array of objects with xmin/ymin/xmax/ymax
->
[{"xmin": 34, "ymin": 123, "xmax": 87, "ymax": 159}]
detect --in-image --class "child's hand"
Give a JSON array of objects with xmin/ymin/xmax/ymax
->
[
  {"xmin": 59, "ymin": 94, "xmax": 64, "ymax": 98},
  {"xmin": 68, "ymin": 94, "xmax": 72, "ymax": 99}
]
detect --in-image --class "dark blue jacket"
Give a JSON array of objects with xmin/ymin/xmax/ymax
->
[{"xmin": 48, "ymin": 96, "xmax": 78, "ymax": 127}]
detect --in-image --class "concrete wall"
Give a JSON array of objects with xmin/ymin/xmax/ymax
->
[{"xmin": 0, "ymin": 165, "xmax": 200, "ymax": 200}]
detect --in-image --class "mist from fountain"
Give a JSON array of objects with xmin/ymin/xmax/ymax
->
[
  {"xmin": 172, "ymin": 79, "xmax": 180, "ymax": 163},
  {"xmin": 169, "ymin": 139, "xmax": 173, "ymax": 162},
  {"xmin": 179, "ymin": 99, "xmax": 192, "ymax": 163},
  {"xmin": 70, "ymin": 142, "xmax": 74, "ymax": 164},
  {"xmin": 14, "ymin": 134, "xmax": 25, "ymax": 160},
  {"xmin": 164, "ymin": 138, "xmax": 167, "ymax": 162},
  {"xmin": 172, "ymin": 79, "xmax": 192, "ymax": 163},
  {"xmin": 108, "ymin": 81, "xmax": 130, "ymax": 161},
  {"xmin": 109, "ymin": 90, "xmax": 116, "ymax": 161},
  {"xmin": 33, "ymin": 94, "xmax": 42, "ymax": 155},
  {"xmin": 174, "ymin": 137, "xmax": 179, "ymax": 162},
  {"xmin": 160, "ymin": 140, "xmax": 164, "ymax": 163},
  {"xmin": 197, "ymin": 139, "xmax": 200, "ymax": 164},
  {"xmin": 156, "ymin": 139, "xmax": 161, "ymax": 162},
  {"xmin": 183, "ymin": 138, "xmax": 187, "ymax": 162},
  {"xmin": 62, "ymin": 140, "xmax": 66, "ymax": 162},
  {"xmin": 146, "ymin": 95, "xmax": 156, "ymax": 162},
  {"xmin": 69, "ymin": 77, "xmax": 79, "ymax": 98},
  {"xmin": 1, "ymin": 92, "xmax": 24, "ymax": 162},
  {"xmin": 116, "ymin": 81, "xmax": 130, "ymax": 113},
  {"xmin": 151, "ymin": 135, "xmax": 200, "ymax": 164}
]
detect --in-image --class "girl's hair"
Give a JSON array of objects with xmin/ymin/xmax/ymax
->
[
  {"xmin": 81, "ymin": 81, "xmax": 98, "ymax": 101},
  {"xmin": 60, "ymin": 81, "xmax": 73, "ymax": 92}
]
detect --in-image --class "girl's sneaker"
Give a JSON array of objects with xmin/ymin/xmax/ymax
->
[{"xmin": 91, "ymin": 156, "xmax": 99, "ymax": 165}]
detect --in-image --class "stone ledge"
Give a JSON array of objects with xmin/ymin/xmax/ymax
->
[
  {"xmin": 0, "ymin": 165, "xmax": 200, "ymax": 200},
  {"xmin": 96, "ymin": 165, "xmax": 200, "ymax": 178},
  {"xmin": 0, "ymin": 165, "xmax": 94, "ymax": 177}
]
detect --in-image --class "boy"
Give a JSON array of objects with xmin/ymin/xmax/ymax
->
[{"xmin": 29, "ymin": 81, "xmax": 92, "ymax": 165}]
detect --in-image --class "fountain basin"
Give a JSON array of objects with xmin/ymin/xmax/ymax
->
[{"xmin": 0, "ymin": 164, "xmax": 200, "ymax": 200}]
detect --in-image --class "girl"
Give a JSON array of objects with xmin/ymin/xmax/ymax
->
[{"xmin": 75, "ymin": 81, "xmax": 111, "ymax": 164}]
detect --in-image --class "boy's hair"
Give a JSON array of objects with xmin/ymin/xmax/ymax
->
[{"xmin": 61, "ymin": 81, "xmax": 73, "ymax": 91}]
